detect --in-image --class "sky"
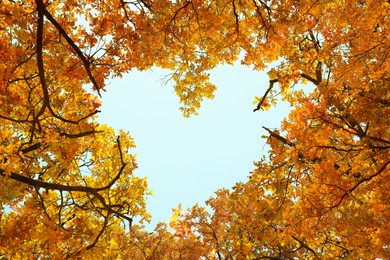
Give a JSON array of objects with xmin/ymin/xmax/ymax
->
[{"xmin": 98, "ymin": 63, "xmax": 291, "ymax": 229}]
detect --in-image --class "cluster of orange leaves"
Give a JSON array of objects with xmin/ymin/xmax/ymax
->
[{"xmin": 0, "ymin": 0, "xmax": 389, "ymax": 259}]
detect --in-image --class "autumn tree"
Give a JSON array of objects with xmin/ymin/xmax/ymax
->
[
  {"xmin": 1, "ymin": 0, "xmax": 389, "ymax": 259},
  {"xmin": 0, "ymin": 0, "xmax": 188, "ymax": 257},
  {"xmin": 165, "ymin": 0, "xmax": 390, "ymax": 259},
  {"xmin": 0, "ymin": 0, "xmax": 240, "ymax": 257}
]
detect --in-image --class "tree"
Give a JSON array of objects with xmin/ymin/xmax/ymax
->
[
  {"xmin": 165, "ymin": 0, "xmax": 390, "ymax": 259},
  {"xmin": 1, "ymin": 0, "xmax": 389, "ymax": 259},
  {"xmin": 0, "ymin": 0, "xmax": 156, "ymax": 257},
  {"xmin": 1, "ymin": 0, "xmax": 220, "ymax": 257}
]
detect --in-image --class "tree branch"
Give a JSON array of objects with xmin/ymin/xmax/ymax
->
[
  {"xmin": 35, "ymin": 0, "xmax": 49, "ymax": 119},
  {"xmin": 59, "ymin": 129, "xmax": 103, "ymax": 139},
  {"xmin": 324, "ymin": 160, "xmax": 390, "ymax": 213},
  {"xmin": 254, "ymin": 79, "xmax": 278, "ymax": 112},
  {"xmin": 21, "ymin": 142, "xmax": 42, "ymax": 154},
  {"xmin": 262, "ymin": 126, "xmax": 295, "ymax": 147},
  {"xmin": 36, "ymin": 0, "xmax": 102, "ymax": 95},
  {"xmin": 292, "ymin": 236, "xmax": 318, "ymax": 257},
  {"xmin": 232, "ymin": 0, "xmax": 240, "ymax": 35},
  {"xmin": 1, "ymin": 136, "xmax": 132, "ymax": 225},
  {"xmin": 300, "ymin": 61, "xmax": 322, "ymax": 85}
]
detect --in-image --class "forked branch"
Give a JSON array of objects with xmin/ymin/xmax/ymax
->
[{"xmin": 36, "ymin": 0, "xmax": 102, "ymax": 95}]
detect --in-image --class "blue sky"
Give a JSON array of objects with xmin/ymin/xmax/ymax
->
[{"xmin": 98, "ymin": 63, "xmax": 291, "ymax": 229}]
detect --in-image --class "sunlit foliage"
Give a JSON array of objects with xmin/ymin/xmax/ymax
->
[{"xmin": 1, "ymin": 0, "xmax": 389, "ymax": 258}]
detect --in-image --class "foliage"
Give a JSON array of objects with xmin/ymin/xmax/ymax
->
[
  {"xmin": 165, "ymin": 0, "xmax": 390, "ymax": 259},
  {"xmin": 1, "ymin": 0, "xmax": 389, "ymax": 259}
]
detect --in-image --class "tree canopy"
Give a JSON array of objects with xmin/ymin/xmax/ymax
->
[{"xmin": 1, "ymin": 0, "xmax": 389, "ymax": 259}]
